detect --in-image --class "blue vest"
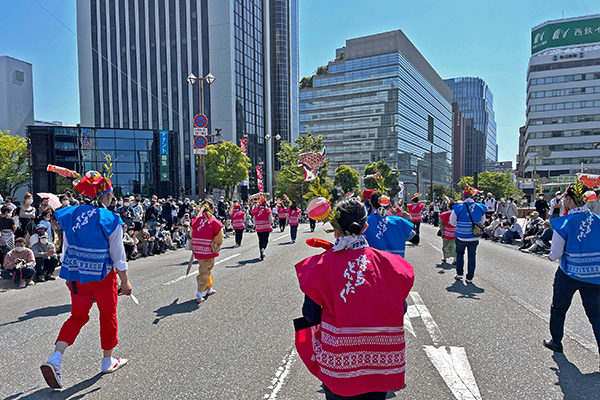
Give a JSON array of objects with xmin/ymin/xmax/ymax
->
[
  {"xmin": 364, "ymin": 212, "xmax": 414, "ymax": 258},
  {"xmin": 453, "ymin": 201, "xmax": 486, "ymax": 240},
  {"xmin": 55, "ymin": 205, "xmax": 122, "ymax": 284},
  {"xmin": 551, "ymin": 211, "xmax": 600, "ymax": 285}
]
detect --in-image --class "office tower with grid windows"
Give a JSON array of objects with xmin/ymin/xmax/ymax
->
[{"xmin": 76, "ymin": 0, "xmax": 299, "ymax": 194}]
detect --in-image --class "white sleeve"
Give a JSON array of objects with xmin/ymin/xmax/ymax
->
[
  {"xmin": 449, "ymin": 210, "xmax": 457, "ymax": 225},
  {"xmin": 548, "ymin": 231, "xmax": 566, "ymax": 261},
  {"xmin": 108, "ymin": 224, "xmax": 128, "ymax": 271},
  {"xmin": 60, "ymin": 233, "xmax": 68, "ymax": 263}
]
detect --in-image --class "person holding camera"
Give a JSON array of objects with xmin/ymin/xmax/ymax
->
[
  {"xmin": 31, "ymin": 232, "xmax": 58, "ymax": 282},
  {"xmin": 1, "ymin": 237, "xmax": 36, "ymax": 287}
]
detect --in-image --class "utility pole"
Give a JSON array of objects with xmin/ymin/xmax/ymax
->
[{"xmin": 430, "ymin": 145, "xmax": 434, "ymax": 202}]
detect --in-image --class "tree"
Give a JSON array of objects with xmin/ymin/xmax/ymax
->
[
  {"xmin": 334, "ymin": 51, "xmax": 346, "ymax": 61},
  {"xmin": 363, "ymin": 160, "xmax": 400, "ymax": 198},
  {"xmin": 0, "ymin": 130, "xmax": 29, "ymax": 197},
  {"xmin": 299, "ymin": 76, "xmax": 313, "ymax": 89},
  {"xmin": 315, "ymin": 65, "xmax": 328, "ymax": 75},
  {"xmin": 334, "ymin": 165, "xmax": 360, "ymax": 196},
  {"xmin": 275, "ymin": 133, "xmax": 332, "ymax": 205},
  {"xmin": 461, "ymin": 171, "xmax": 520, "ymax": 200},
  {"xmin": 205, "ymin": 141, "xmax": 251, "ymax": 199}
]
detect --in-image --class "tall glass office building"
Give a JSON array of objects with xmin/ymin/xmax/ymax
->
[
  {"xmin": 524, "ymin": 14, "xmax": 600, "ymax": 184},
  {"xmin": 300, "ymin": 30, "xmax": 453, "ymax": 194},
  {"xmin": 444, "ymin": 77, "xmax": 497, "ymax": 176},
  {"xmin": 76, "ymin": 0, "xmax": 299, "ymax": 195}
]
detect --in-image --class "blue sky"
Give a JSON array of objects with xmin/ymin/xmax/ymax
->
[{"xmin": 0, "ymin": 1, "xmax": 598, "ymax": 163}]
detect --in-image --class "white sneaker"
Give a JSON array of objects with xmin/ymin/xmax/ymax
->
[
  {"xmin": 206, "ymin": 288, "xmax": 216, "ymax": 296},
  {"xmin": 260, "ymin": 248, "xmax": 265, "ymax": 260},
  {"xmin": 466, "ymin": 279, "xmax": 473, "ymax": 284},
  {"xmin": 102, "ymin": 357, "xmax": 128, "ymax": 373},
  {"xmin": 454, "ymin": 275, "xmax": 463, "ymax": 281},
  {"xmin": 196, "ymin": 291, "xmax": 204, "ymax": 304},
  {"xmin": 40, "ymin": 362, "xmax": 62, "ymax": 389}
]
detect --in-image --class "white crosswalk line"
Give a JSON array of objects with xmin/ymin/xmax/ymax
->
[
  {"xmin": 410, "ymin": 292, "xmax": 443, "ymax": 345},
  {"xmin": 163, "ymin": 254, "xmax": 241, "ymax": 286},
  {"xmin": 424, "ymin": 345, "xmax": 482, "ymax": 400},
  {"xmin": 404, "ymin": 314, "xmax": 416, "ymax": 337}
]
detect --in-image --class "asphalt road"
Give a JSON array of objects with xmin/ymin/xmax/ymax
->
[{"xmin": 1, "ymin": 223, "xmax": 599, "ymax": 400}]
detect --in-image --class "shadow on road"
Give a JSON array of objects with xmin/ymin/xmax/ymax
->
[
  {"xmin": 445, "ymin": 280, "xmax": 485, "ymax": 300},
  {"xmin": 0, "ymin": 304, "xmax": 71, "ymax": 327},
  {"xmin": 152, "ymin": 298, "xmax": 198, "ymax": 324},
  {"xmin": 227, "ymin": 259, "xmax": 261, "ymax": 268},
  {"xmin": 435, "ymin": 261, "xmax": 455, "ymax": 274},
  {"xmin": 551, "ymin": 353, "xmax": 600, "ymax": 400},
  {"xmin": 8, "ymin": 373, "xmax": 103, "ymax": 400}
]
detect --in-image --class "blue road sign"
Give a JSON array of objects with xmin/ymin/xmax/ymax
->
[
  {"xmin": 194, "ymin": 114, "xmax": 208, "ymax": 128},
  {"xmin": 194, "ymin": 135, "xmax": 207, "ymax": 149}
]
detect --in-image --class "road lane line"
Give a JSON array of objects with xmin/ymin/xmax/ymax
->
[
  {"xmin": 404, "ymin": 314, "xmax": 416, "ymax": 337},
  {"xmin": 424, "ymin": 345, "xmax": 482, "ymax": 400},
  {"xmin": 428, "ymin": 242, "xmax": 442, "ymax": 252},
  {"xmin": 407, "ymin": 304, "xmax": 420, "ymax": 318},
  {"xmin": 410, "ymin": 292, "xmax": 443, "ymax": 345},
  {"xmin": 265, "ymin": 348, "xmax": 296, "ymax": 399},
  {"xmin": 273, "ymin": 235, "xmax": 289, "ymax": 242},
  {"xmin": 163, "ymin": 254, "xmax": 241, "ymax": 286},
  {"xmin": 510, "ymin": 295, "xmax": 597, "ymax": 353}
]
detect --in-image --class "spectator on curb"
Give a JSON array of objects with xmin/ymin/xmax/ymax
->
[
  {"xmin": 535, "ymin": 193, "xmax": 550, "ymax": 220},
  {"xmin": 38, "ymin": 197, "xmax": 52, "ymax": 215},
  {"xmin": 484, "ymin": 193, "xmax": 496, "ymax": 218},
  {"xmin": 1, "ymin": 237, "xmax": 36, "ymax": 287},
  {"xmin": 16, "ymin": 192, "xmax": 38, "ymax": 241},
  {"xmin": 0, "ymin": 205, "xmax": 16, "ymax": 261},
  {"xmin": 31, "ymin": 233, "xmax": 58, "ymax": 282},
  {"xmin": 501, "ymin": 217, "xmax": 523, "ymax": 244},
  {"xmin": 505, "ymin": 197, "xmax": 518, "ymax": 221},
  {"xmin": 29, "ymin": 224, "xmax": 48, "ymax": 248},
  {"xmin": 521, "ymin": 220, "xmax": 553, "ymax": 253},
  {"xmin": 549, "ymin": 191, "xmax": 563, "ymax": 220},
  {"xmin": 122, "ymin": 225, "xmax": 136, "ymax": 260},
  {"xmin": 136, "ymin": 224, "xmax": 155, "ymax": 257}
]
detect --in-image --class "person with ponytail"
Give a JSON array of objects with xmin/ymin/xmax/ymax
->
[
  {"xmin": 288, "ymin": 201, "xmax": 300, "ymax": 243},
  {"xmin": 230, "ymin": 203, "xmax": 246, "ymax": 247},
  {"xmin": 251, "ymin": 196, "xmax": 273, "ymax": 260},
  {"xmin": 294, "ymin": 198, "xmax": 414, "ymax": 399}
]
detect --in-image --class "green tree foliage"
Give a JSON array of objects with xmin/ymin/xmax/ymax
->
[
  {"xmin": 462, "ymin": 171, "xmax": 518, "ymax": 200},
  {"xmin": 334, "ymin": 165, "xmax": 360, "ymax": 197},
  {"xmin": 275, "ymin": 133, "xmax": 332, "ymax": 204},
  {"xmin": 363, "ymin": 160, "xmax": 400, "ymax": 198},
  {"xmin": 205, "ymin": 141, "xmax": 251, "ymax": 199},
  {"xmin": 315, "ymin": 65, "xmax": 328, "ymax": 75},
  {"xmin": 0, "ymin": 130, "xmax": 29, "ymax": 197},
  {"xmin": 299, "ymin": 76, "xmax": 313, "ymax": 89},
  {"xmin": 334, "ymin": 51, "xmax": 346, "ymax": 61}
]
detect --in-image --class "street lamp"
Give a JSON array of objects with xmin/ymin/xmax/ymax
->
[
  {"xmin": 265, "ymin": 133, "xmax": 282, "ymax": 195},
  {"xmin": 187, "ymin": 72, "xmax": 216, "ymax": 200}
]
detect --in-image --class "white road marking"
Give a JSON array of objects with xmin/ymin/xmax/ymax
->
[
  {"xmin": 404, "ymin": 314, "xmax": 416, "ymax": 337},
  {"xmin": 407, "ymin": 304, "xmax": 420, "ymax": 318},
  {"xmin": 264, "ymin": 348, "xmax": 296, "ymax": 399},
  {"xmin": 424, "ymin": 345, "xmax": 482, "ymax": 400},
  {"xmin": 428, "ymin": 242, "xmax": 442, "ymax": 252},
  {"xmin": 273, "ymin": 235, "xmax": 289, "ymax": 242},
  {"xmin": 162, "ymin": 254, "xmax": 241, "ymax": 286},
  {"xmin": 410, "ymin": 292, "xmax": 443, "ymax": 345},
  {"xmin": 510, "ymin": 295, "xmax": 598, "ymax": 353}
]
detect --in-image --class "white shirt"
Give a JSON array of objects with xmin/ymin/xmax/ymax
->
[
  {"xmin": 61, "ymin": 224, "xmax": 128, "ymax": 272},
  {"xmin": 484, "ymin": 198, "xmax": 496, "ymax": 212}
]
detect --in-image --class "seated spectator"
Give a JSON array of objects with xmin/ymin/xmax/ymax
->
[
  {"xmin": 123, "ymin": 224, "xmax": 137, "ymax": 261},
  {"xmin": 1, "ymin": 237, "xmax": 36, "ymax": 287},
  {"xmin": 136, "ymin": 223, "xmax": 155, "ymax": 257},
  {"xmin": 39, "ymin": 209, "xmax": 54, "ymax": 241},
  {"xmin": 29, "ymin": 224, "xmax": 48, "ymax": 249},
  {"xmin": 521, "ymin": 220, "xmax": 553, "ymax": 253},
  {"xmin": 491, "ymin": 220, "xmax": 508, "ymax": 241},
  {"xmin": 523, "ymin": 212, "xmax": 543, "ymax": 238},
  {"xmin": 31, "ymin": 233, "xmax": 58, "ymax": 282},
  {"xmin": 501, "ymin": 217, "xmax": 523, "ymax": 244},
  {"xmin": 153, "ymin": 223, "xmax": 170, "ymax": 254},
  {"xmin": 171, "ymin": 227, "xmax": 183, "ymax": 249},
  {"xmin": 0, "ymin": 205, "xmax": 16, "ymax": 262}
]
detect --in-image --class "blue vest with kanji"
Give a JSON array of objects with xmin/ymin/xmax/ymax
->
[
  {"xmin": 551, "ymin": 211, "xmax": 600, "ymax": 285},
  {"xmin": 364, "ymin": 212, "xmax": 414, "ymax": 258},
  {"xmin": 453, "ymin": 201, "xmax": 486, "ymax": 240},
  {"xmin": 55, "ymin": 205, "xmax": 122, "ymax": 283}
]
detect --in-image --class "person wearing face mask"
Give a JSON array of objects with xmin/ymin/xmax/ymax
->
[
  {"xmin": 544, "ymin": 182, "xmax": 600, "ymax": 369},
  {"xmin": 122, "ymin": 225, "xmax": 136, "ymax": 260},
  {"xmin": 505, "ymin": 197, "xmax": 518, "ymax": 221},
  {"xmin": 135, "ymin": 224, "xmax": 155, "ymax": 257},
  {"xmin": 39, "ymin": 210, "xmax": 54, "ymax": 241},
  {"xmin": 549, "ymin": 191, "xmax": 563, "ymax": 220},
  {"xmin": 535, "ymin": 193, "xmax": 550, "ymax": 220},
  {"xmin": 484, "ymin": 193, "xmax": 496, "ymax": 218},
  {"xmin": 38, "ymin": 197, "xmax": 52, "ymax": 215},
  {"xmin": 31, "ymin": 232, "xmax": 58, "ymax": 282},
  {"xmin": 16, "ymin": 192, "xmax": 38, "ymax": 240},
  {"xmin": 1, "ymin": 237, "xmax": 36, "ymax": 287}
]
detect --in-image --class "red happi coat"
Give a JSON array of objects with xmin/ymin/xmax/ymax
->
[
  {"xmin": 191, "ymin": 215, "xmax": 223, "ymax": 260},
  {"xmin": 406, "ymin": 203, "xmax": 424, "ymax": 222},
  {"xmin": 288, "ymin": 208, "xmax": 300, "ymax": 226},
  {"xmin": 439, "ymin": 211, "xmax": 456, "ymax": 239},
  {"xmin": 294, "ymin": 247, "xmax": 414, "ymax": 397},
  {"xmin": 277, "ymin": 206, "xmax": 288, "ymax": 219},
  {"xmin": 252, "ymin": 206, "xmax": 273, "ymax": 233},
  {"xmin": 231, "ymin": 210, "xmax": 246, "ymax": 230}
]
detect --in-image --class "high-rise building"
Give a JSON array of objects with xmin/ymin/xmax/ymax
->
[
  {"xmin": 76, "ymin": 0, "xmax": 299, "ymax": 194},
  {"xmin": 299, "ymin": 30, "xmax": 453, "ymax": 195},
  {"xmin": 0, "ymin": 56, "xmax": 34, "ymax": 138},
  {"xmin": 444, "ymin": 77, "xmax": 497, "ymax": 176},
  {"xmin": 524, "ymin": 14, "xmax": 600, "ymax": 183},
  {"xmin": 451, "ymin": 102, "xmax": 466, "ymax": 188}
]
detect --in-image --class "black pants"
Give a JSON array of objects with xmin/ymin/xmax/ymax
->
[
  {"xmin": 290, "ymin": 225, "xmax": 298, "ymax": 241},
  {"xmin": 235, "ymin": 229, "xmax": 243, "ymax": 246},
  {"xmin": 257, "ymin": 231, "xmax": 270, "ymax": 252},
  {"xmin": 35, "ymin": 257, "xmax": 58, "ymax": 277},
  {"xmin": 124, "ymin": 243, "xmax": 134, "ymax": 259},
  {"xmin": 309, "ymin": 219, "xmax": 316, "ymax": 232},
  {"xmin": 279, "ymin": 218, "xmax": 286, "ymax": 231},
  {"xmin": 550, "ymin": 267, "xmax": 600, "ymax": 351},
  {"xmin": 413, "ymin": 221, "xmax": 421, "ymax": 235},
  {"xmin": 323, "ymin": 385, "xmax": 386, "ymax": 400}
]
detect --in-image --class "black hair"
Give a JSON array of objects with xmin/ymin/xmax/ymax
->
[
  {"xmin": 370, "ymin": 191, "xmax": 381, "ymax": 209},
  {"xmin": 1, "ymin": 206, "xmax": 10, "ymax": 215},
  {"xmin": 336, "ymin": 198, "xmax": 367, "ymax": 236},
  {"xmin": 290, "ymin": 201, "xmax": 297, "ymax": 211}
]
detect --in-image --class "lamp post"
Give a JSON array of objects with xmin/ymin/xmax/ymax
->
[
  {"xmin": 265, "ymin": 133, "xmax": 281, "ymax": 195},
  {"xmin": 391, "ymin": 168, "xmax": 421, "ymax": 199},
  {"xmin": 186, "ymin": 72, "xmax": 216, "ymax": 200}
]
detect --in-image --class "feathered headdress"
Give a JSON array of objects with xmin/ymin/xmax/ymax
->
[
  {"xmin": 565, "ymin": 180, "xmax": 592, "ymax": 207},
  {"xmin": 47, "ymin": 154, "xmax": 114, "ymax": 198},
  {"xmin": 459, "ymin": 177, "xmax": 481, "ymax": 197}
]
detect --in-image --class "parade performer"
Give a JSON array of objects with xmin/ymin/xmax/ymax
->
[
  {"xmin": 439, "ymin": 201, "xmax": 457, "ymax": 264},
  {"xmin": 277, "ymin": 201, "xmax": 288, "ymax": 232},
  {"xmin": 252, "ymin": 196, "xmax": 273, "ymax": 260},
  {"xmin": 364, "ymin": 191, "xmax": 415, "ymax": 259},
  {"xmin": 190, "ymin": 199, "xmax": 223, "ymax": 304},
  {"xmin": 544, "ymin": 181, "xmax": 600, "ymax": 365},
  {"xmin": 450, "ymin": 183, "xmax": 486, "ymax": 283},
  {"xmin": 294, "ymin": 198, "xmax": 414, "ymax": 399},
  {"xmin": 41, "ymin": 170, "xmax": 131, "ymax": 389},
  {"xmin": 231, "ymin": 204, "xmax": 246, "ymax": 248},
  {"xmin": 406, "ymin": 193, "xmax": 424, "ymax": 235},
  {"xmin": 288, "ymin": 201, "xmax": 300, "ymax": 243}
]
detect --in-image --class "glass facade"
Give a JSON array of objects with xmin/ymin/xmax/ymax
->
[
  {"xmin": 300, "ymin": 50, "xmax": 453, "ymax": 193},
  {"xmin": 28, "ymin": 126, "xmax": 180, "ymax": 198},
  {"xmin": 444, "ymin": 77, "xmax": 498, "ymax": 176}
]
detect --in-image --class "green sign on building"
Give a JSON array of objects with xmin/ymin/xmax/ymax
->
[{"xmin": 532, "ymin": 16, "xmax": 600, "ymax": 55}]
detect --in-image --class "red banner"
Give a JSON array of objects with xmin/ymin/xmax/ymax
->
[
  {"xmin": 240, "ymin": 139, "xmax": 247, "ymax": 155},
  {"xmin": 256, "ymin": 166, "xmax": 264, "ymax": 192}
]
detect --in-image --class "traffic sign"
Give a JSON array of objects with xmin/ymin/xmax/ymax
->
[
  {"xmin": 193, "ymin": 148, "xmax": 208, "ymax": 155},
  {"xmin": 194, "ymin": 114, "xmax": 208, "ymax": 128},
  {"xmin": 194, "ymin": 135, "xmax": 207, "ymax": 149},
  {"xmin": 194, "ymin": 127, "xmax": 208, "ymax": 136}
]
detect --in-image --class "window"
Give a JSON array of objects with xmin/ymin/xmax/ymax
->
[{"xmin": 15, "ymin": 70, "xmax": 24, "ymax": 82}]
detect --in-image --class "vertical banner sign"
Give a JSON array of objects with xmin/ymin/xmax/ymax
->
[
  {"xmin": 398, "ymin": 181, "xmax": 404, "ymax": 200},
  {"xmin": 337, "ymin": 183, "xmax": 342, "ymax": 197},
  {"xmin": 256, "ymin": 166, "xmax": 264, "ymax": 192},
  {"xmin": 159, "ymin": 130, "xmax": 169, "ymax": 181},
  {"xmin": 240, "ymin": 139, "xmax": 247, "ymax": 155}
]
